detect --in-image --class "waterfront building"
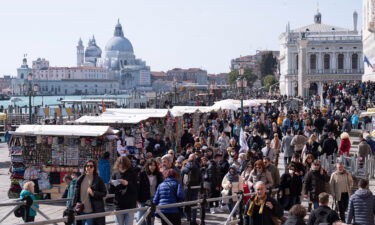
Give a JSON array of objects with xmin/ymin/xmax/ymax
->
[
  {"xmin": 230, "ymin": 51, "xmax": 279, "ymax": 78},
  {"xmin": 166, "ymin": 68, "xmax": 208, "ymax": 85},
  {"xmin": 363, "ymin": 0, "xmax": 375, "ymax": 81},
  {"xmin": 11, "ymin": 57, "xmax": 119, "ymax": 95},
  {"xmin": 279, "ymin": 11, "xmax": 363, "ymax": 97}
]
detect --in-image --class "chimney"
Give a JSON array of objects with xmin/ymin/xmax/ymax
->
[{"xmin": 353, "ymin": 11, "xmax": 358, "ymax": 32}]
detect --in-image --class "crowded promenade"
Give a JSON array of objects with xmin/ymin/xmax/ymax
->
[{"xmin": 2, "ymin": 81, "xmax": 375, "ymax": 225}]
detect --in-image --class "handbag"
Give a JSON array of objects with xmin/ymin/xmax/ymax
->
[{"xmin": 74, "ymin": 202, "xmax": 84, "ymax": 214}]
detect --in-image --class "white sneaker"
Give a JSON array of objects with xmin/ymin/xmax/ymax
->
[{"xmin": 210, "ymin": 208, "xmax": 215, "ymax": 214}]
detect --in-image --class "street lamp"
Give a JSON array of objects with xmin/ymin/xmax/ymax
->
[
  {"xmin": 24, "ymin": 73, "xmax": 38, "ymax": 124},
  {"xmin": 236, "ymin": 69, "xmax": 247, "ymax": 127}
]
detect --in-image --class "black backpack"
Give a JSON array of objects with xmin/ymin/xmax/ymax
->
[
  {"xmin": 185, "ymin": 166, "xmax": 201, "ymax": 187},
  {"xmin": 312, "ymin": 207, "xmax": 339, "ymax": 225},
  {"xmin": 14, "ymin": 205, "xmax": 26, "ymax": 218}
]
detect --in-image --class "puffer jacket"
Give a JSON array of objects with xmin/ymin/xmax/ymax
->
[
  {"xmin": 153, "ymin": 178, "xmax": 184, "ymax": 213},
  {"xmin": 339, "ymin": 138, "xmax": 351, "ymax": 156},
  {"xmin": 346, "ymin": 189, "xmax": 375, "ymax": 225},
  {"xmin": 291, "ymin": 135, "xmax": 308, "ymax": 152}
]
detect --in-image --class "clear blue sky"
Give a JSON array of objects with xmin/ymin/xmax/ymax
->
[{"xmin": 0, "ymin": 0, "xmax": 361, "ymax": 76}]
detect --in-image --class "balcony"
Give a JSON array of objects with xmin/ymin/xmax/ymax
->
[{"xmin": 307, "ymin": 69, "xmax": 363, "ymax": 75}]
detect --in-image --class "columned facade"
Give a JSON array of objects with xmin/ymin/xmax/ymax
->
[{"xmin": 279, "ymin": 11, "xmax": 363, "ymax": 97}]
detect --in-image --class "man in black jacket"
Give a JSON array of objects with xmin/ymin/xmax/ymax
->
[
  {"xmin": 303, "ymin": 160, "xmax": 330, "ymax": 210},
  {"xmin": 307, "ymin": 192, "xmax": 340, "ymax": 225},
  {"xmin": 322, "ymin": 132, "xmax": 338, "ymax": 156},
  {"xmin": 181, "ymin": 154, "xmax": 202, "ymax": 225},
  {"xmin": 244, "ymin": 181, "xmax": 283, "ymax": 225},
  {"xmin": 207, "ymin": 153, "xmax": 223, "ymax": 213},
  {"xmin": 181, "ymin": 129, "xmax": 195, "ymax": 149}
]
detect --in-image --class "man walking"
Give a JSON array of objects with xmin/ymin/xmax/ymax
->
[{"xmin": 346, "ymin": 179, "xmax": 375, "ymax": 225}]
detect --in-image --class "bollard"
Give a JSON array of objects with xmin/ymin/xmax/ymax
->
[{"xmin": 200, "ymin": 193, "xmax": 207, "ymax": 225}]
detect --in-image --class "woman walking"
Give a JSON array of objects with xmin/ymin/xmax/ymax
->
[
  {"xmin": 153, "ymin": 169, "xmax": 184, "ymax": 225},
  {"xmin": 137, "ymin": 158, "xmax": 163, "ymax": 225},
  {"xmin": 73, "ymin": 160, "xmax": 107, "ymax": 225},
  {"xmin": 109, "ymin": 156, "xmax": 138, "ymax": 225}
]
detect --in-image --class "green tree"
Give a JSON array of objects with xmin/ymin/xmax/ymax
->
[
  {"xmin": 262, "ymin": 75, "xmax": 277, "ymax": 91},
  {"xmin": 260, "ymin": 52, "xmax": 278, "ymax": 78},
  {"xmin": 228, "ymin": 68, "xmax": 258, "ymax": 87}
]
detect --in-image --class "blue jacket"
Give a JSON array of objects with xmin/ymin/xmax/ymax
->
[
  {"xmin": 282, "ymin": 118, "xmax": 291, "ymax": 128},
  {"xmin": 351, "ymin": 114, "xmax": 359, "ymax": 125},
  {"xmin": 20, "ymin": 190, "xmax": 39, "ymax": 217},
  {"xmin": 366, "ymin": 137, "xmax": 375, "ymax": 155},
  {"xmin": 153, "ymin": 178, "xmax": 184, "ymax": 213},
  {"xmin": 98, "ymin": 158, "xmax": 111, "ymax": 184},
  {"xmin": 346, "ymin": 189, "xmax": 375, "ymax": 225}
]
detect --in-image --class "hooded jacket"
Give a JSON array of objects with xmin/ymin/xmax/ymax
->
[{"xmin": 346, "ymin": 189, "xmax": 375, "ymax": 225}]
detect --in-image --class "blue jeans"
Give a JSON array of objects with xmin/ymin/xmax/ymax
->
[
  {"xmin": 81, "ymin": 213, "xmax": 94, "ymax": 225},
  {"xmin": 136, "ymin": 203, "xmax": 150, "ymax": 225},
  {"xmin": 115, "ymin": 212, "xmax": 134, "ymax": 225},
  {"xmin": 313, "ymin": 201, "xmax": 319, "ymax": 209}
]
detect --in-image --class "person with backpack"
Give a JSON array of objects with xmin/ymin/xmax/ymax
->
[
  {"xmin": 222, "ymin": 165, "xmax": 244, "ymax": 220},
  {"xmin": 19, "ymin": 181, "xmax": 39, "ymax": 222},
  {"xmin": 153, "ymin": 169, "xmax": 184, "ymax": 225},
  {"xmin": 181, "ymin": 154, "xmax": 202, "ymax": 225},
  {"xmin": 307, "ymin": 192, "xmax": 340, "ymax": 225}
]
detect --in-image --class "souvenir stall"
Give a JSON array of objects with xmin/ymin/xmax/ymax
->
[
  {"xmin": 74, "ymin": 109, "xmax": 172, "ymax": 157},
  {"xmin": 8, "ymin": 125, "xmax": 117, "ymax": 199}
]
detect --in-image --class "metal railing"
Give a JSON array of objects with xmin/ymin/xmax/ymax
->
[{"xmin": 6, "ymin": 189, "xmax": 277, "ymax": 225}]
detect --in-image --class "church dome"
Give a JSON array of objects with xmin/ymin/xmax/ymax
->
[
  {"xmin": 105, "ymin": 20, "xmax": 134, "ymax": 53},
  {"xmin": 85, "ymin": 36, "xmax": 102, "ymax": 58}
]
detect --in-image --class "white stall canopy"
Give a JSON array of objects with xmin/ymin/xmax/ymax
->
[
  {"xmin": 14, "ymin": 125, "xmax": 118, "ymax": 137},
  {"xmin": 170, "ymin": 106, "xmax": 213, "ymax": 117},
  {"xmin": 103, "ymin": 108, "xmax": 169, "ymax": 118},
  {"xmin": 75, "ymin": 114, "xmax": 150, "ymax": 124}
]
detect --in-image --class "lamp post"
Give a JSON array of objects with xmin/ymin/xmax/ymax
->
[
  {"xmin": 236, "ymin": 69, "xmax": 247, "ymax": 128},
  {"xmin": 23, "ymin": 73, "xmax": 38, "ymax": 124}
]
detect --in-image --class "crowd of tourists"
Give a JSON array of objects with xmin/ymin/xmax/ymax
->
[{"xmin": 19, "ymin": 82, "xmax": 375, "ymax": 225}]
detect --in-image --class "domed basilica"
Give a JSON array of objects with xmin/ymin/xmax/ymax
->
[{"xmin": 77, "ymin": 20, "xmax": 151, "ymax": 90}]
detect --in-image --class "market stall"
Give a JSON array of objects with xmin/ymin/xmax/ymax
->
[{"xmin": 8, "ymin": 125, "xmax": 118, "ymax": 199}]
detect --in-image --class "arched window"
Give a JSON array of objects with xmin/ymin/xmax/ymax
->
[
  {"xmin": 338, "ymin": 54, "xmax": 344, "ymax": 70},
  {"xmin": 324, "ymin": 54, "xmax": 330, "ymax": 70},
  {"xmin": 352, "ymin": 54, "xmax": 358, "ymax": 70},
  {"xmin": 310, "ymin": 54, "xmax": 317, "ymax": 70}
]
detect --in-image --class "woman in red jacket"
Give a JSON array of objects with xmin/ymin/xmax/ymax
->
[{"xmin": 339, "ymin": 132, "xmax": 351, "ymax": 156}]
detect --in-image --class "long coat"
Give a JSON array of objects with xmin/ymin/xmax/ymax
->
[{"xmin": 73, "ymin": 174, "xmax": 107, "ymax": 225}]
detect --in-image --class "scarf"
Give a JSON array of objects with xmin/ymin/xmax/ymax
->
[{"xmin": 247, "ymin": 195, "xmax": 266, "ymax": 216}]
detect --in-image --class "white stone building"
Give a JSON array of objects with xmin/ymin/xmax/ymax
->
[
  {"xmin": 11, "ymin": 58, "xmax": 119, "ymax": 95},
  {"xmin": 363, "ymin": 0, "xmax": 375, "ymax": 81},
  {"xmin": 279, "ymin": 11, "xmax": 363, "ymax": 97}
]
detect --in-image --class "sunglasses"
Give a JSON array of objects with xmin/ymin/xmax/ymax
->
[{"xmin": 85, "ymin": 165, "xmax": 94, "ymax": 168}]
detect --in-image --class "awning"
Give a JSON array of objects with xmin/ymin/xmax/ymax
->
[
  {"xmin": 103, "ymin": 108, "xmax": 169, "ymax": 118},
  {"xmin": 75, "ymin": 114, "xmax": 151, "ymax": 124},
  {"xmin": 14, "ymin": 125, "xmax": 117, "ymax": 137},
  {"xmin": 170, "ymin": 106, "xmax": 213, "ymax": 117}
]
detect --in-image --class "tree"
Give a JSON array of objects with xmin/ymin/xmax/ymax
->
[
  {"xmin": 260, "ymin": 52, "xmax": 278, "ymax": 78},
  {"xmin": 262, "ymin": 75, "xmax": 277, "ymax": 91},
  {"xmin": 228, "ymin": 68, "xmax": 258, "ymax": 87}
]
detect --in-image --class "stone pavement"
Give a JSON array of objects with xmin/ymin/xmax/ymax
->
[{"xmin": 0, "ymin": 134, "xmax": 375, "ymax": 225}]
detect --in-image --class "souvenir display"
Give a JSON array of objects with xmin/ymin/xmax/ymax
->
[{"xmin": 8, "ymin": 133, "xmax": 116, "ymax": 199}]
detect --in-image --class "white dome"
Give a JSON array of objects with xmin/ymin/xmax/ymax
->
[{"xmin": 105, "ymin": 36, "xmax": 133, "ymax": 53}]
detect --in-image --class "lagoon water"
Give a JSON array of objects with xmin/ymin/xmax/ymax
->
[{"xmin": 0, "ymin": 94, "xmax": 131, "ymax": 108}]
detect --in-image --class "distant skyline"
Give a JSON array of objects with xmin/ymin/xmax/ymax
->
[{"xmin": 0, "ymin": 0, "xmax": 361, "ymax": 76}]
